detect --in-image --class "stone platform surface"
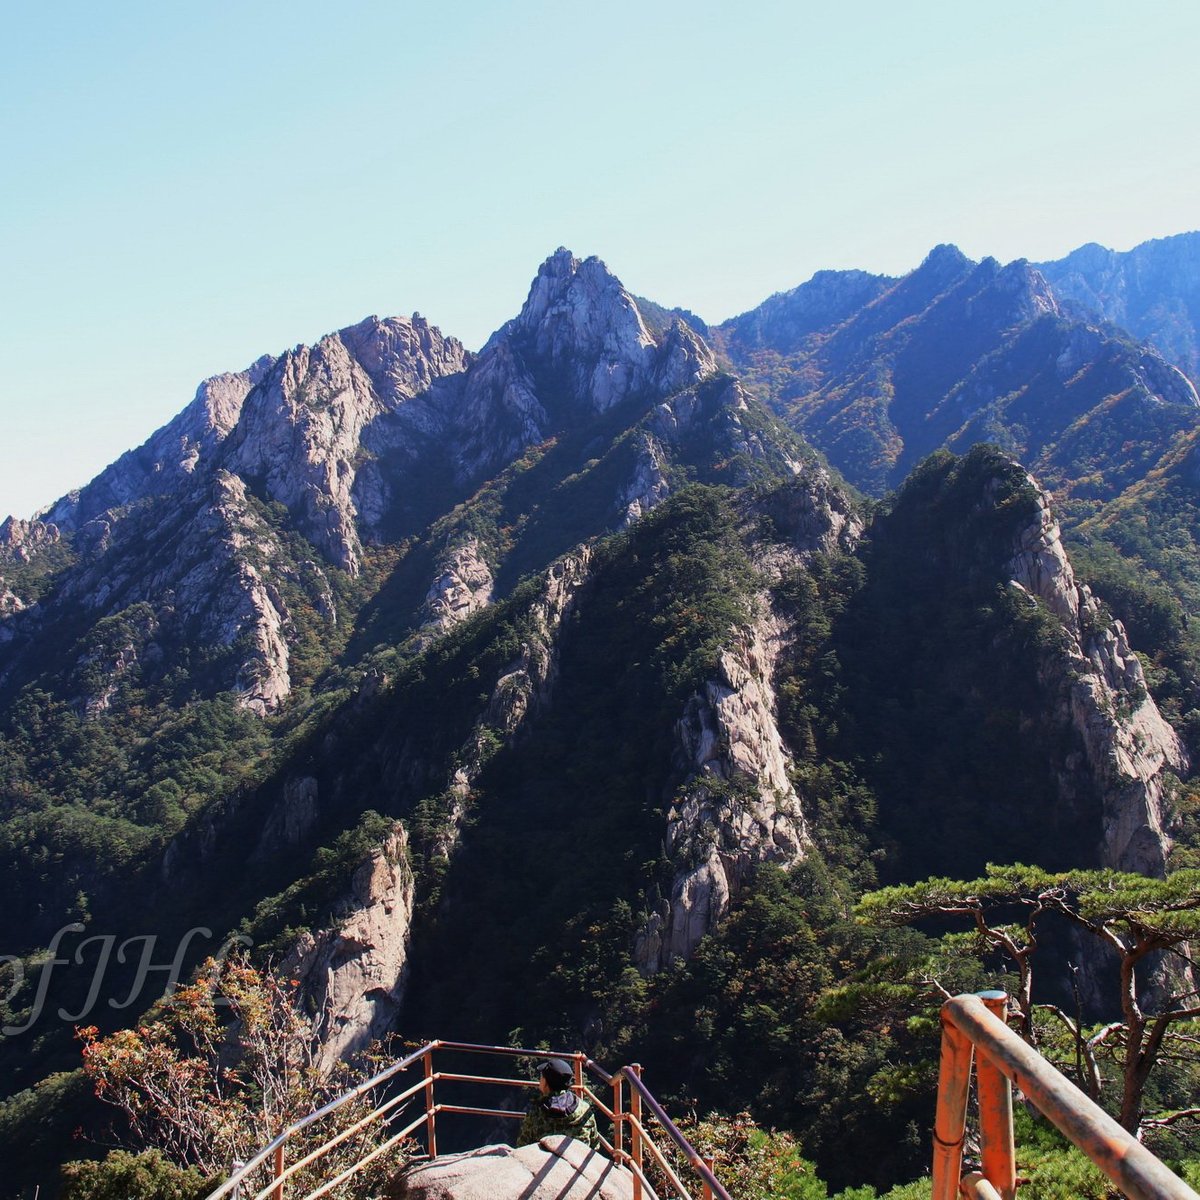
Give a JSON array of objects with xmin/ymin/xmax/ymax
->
[{"xmin": 396, "ymin": 1135, "xmax": 640, "ymax": 1200}]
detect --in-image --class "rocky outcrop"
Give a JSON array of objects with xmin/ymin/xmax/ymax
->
[
  {"xmin": 1006, "ymin": 477, "xmax": 1188, "ymax": 875},
  {"xmin": 0, "ymin": 516, "xmax": 61, "ymax": 563},
  {"xmin": 619, "ymin": 434, "xmax": 671, "ymax": 525},
  {"xmin": 186, "ymin": 473, "xmax": 294, "ymax": 714},
  {"xmin": 488, "ymin": 549, "xmax": 591, "ymax": 731},
  {"xmin": 283, "ymin": 823, "xmax": 414, "ymax": 1072},
  {"xmin": 455, "ymin": 251, "xmax": 718, "ymax": 483},
  {"xmin": 422, "ymin": 539, "xmax": 495, "ymax": 634},
  {"xmin": 71, "ymin": 605, "xmax": 161, "ymax": 718},
  {"xmin": 0, "ymin": 586, "xmax": 24, "ymax": 620},
  {"xmin": 44, "ymin": 471, "xmax": 299, "ymax": 713},
  {"xmin": 753, "ymin": 466, "xmax": 865, "ymax": 564},
  {"xmin": 227, "ymin": 316, "xmax": 469, "ymax": 574},
  {"xmin": 653, "ymin": 318, "xmax": 718, "ymax": 395},
  {"xmin": 631, "ymin": 470, "xmax": 863, "ymax": 973},
  {"xmin": 636, "ymin": 606, "xmax": 810, "ymax": 973},
  {"xmin": 398, "ymin": 1137, "xmax": 635, "ymax": 1200}
]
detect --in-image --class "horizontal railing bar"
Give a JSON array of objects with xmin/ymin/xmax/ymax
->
[
  {"xmin": 962, "ymin": 1171, "xmax": 1003, "ymax": 1200},
  {"xmin": 431, "ymin": 1040, "xmax": 583, "ymax": 1060},
  {"xmin": 208, "ymin": 1041, "xmax": 436, "ymax": 1200},
  {"xmin": 391, "ymin": 1077, "xmax": 433, "ymax": 1107},
  {"xmin": 392, "ymin": 1111, "xmax": 433, "ymax": 1143},
  {"xmin": 944, "ymin": 995, "xmax": 1200, "ymax": 1200},
  {"xmin": 432, "ymin": 1071, "xmax": 539, "ymax": 1088},
  {"xmin": 433, "ymin": 1103, "xmax": 523, "ymax": 1120}
]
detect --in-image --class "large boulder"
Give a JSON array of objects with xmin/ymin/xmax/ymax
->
[{"xmin": 396, "ymin": 1136, "xmax": 636, "ymax": 1200}]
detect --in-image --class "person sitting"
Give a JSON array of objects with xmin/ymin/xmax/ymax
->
[{"xmin": 516, "ymin": 1057, "xmax": 601, "ymax": 1149}]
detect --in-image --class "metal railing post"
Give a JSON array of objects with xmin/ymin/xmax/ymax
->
[
  {"xmin": 931, "ymin": 1002, "xmax": 974, "ymax": 1200},
  {"xmin": 630, "ymin": 1064, "xmax": 643, "ymax": 1200},
  {"xmin": 271, "ymin": 1145, "xmax": 285, "ymax": 1200},
  {"xmin": 976, "ymin": 991, "xmax": 1016, "ymax": 1200},
  {"xmin": 573, "ymin": 1054, "xmax": 584, "ymax": 1093},
  {"xmin": 423, "ymin": 1049, "xmax": 438, "ymax": 1159},
  {"xmin": 612, "ymin": 1073, "xmax": 625, "ymax": 1163},
  {"xmin": 703, "ymin": 1153, "xmax": 716, "ymax": 1200}
]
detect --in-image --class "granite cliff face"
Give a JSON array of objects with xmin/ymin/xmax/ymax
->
[
  {"xmin": 452, "ymin": 250, "xmax": 717, "ymax": 482},
  {"xmin": 636, "ymin": 609, "xmax": 811, "ymax": 972},
  {"xmin": 223, "ymin": 316, "xmax": 469, "ymax": 574},
  {"xmin": 1006, "ymin": 477, "xmax": 1187, "ymax": 874},
  {"xmin": 422, "ymin": 539, "xmax": 495, "ymax": 637},
  {"xmin": 283, "ymin": 823, "xmax": 414, "ymax": 1071}
]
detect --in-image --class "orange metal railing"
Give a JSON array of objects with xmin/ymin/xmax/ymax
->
[
  {"xmin": 204, "ymin": 1039, "xmax": 730, "ymax": 1200},
  {"xmin": 934, "ymin": 990, "xmax": 1200, "ymax": 1200}
]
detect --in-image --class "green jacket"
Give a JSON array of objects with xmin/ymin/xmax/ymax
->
[{"xmin": 516, "ymin": 1088, "xmax": 602, "ymax": 1149}]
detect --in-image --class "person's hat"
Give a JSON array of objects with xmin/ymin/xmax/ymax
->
[{"xmin": 538, "ymin": 1058, "xmax": 574, "ymax": 1090}]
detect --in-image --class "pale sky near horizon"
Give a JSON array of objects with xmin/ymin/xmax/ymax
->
[{"xmin": 1, "ymin": 0, "xmax": 1197, "ymax": 520}]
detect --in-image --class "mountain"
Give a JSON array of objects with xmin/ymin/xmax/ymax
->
[
  {"xmin": 0, "ymin": 249, "xmax": 813, "ymax": 1068},
  {"xmin": 1037, "ymin": 231, "xmax": 1200, "ymax": 383},
  {"xmin": 716, "ymin": 244, "xmax": 1200, "ymax": 505},
  {"xmin": 0, "ymin": 246, "xmax": 1197, "ymax": 1194}
]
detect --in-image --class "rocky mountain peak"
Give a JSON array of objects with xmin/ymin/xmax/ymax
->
[
  {"xmin": 716, "ymin": 268, "xmax": 895, "ymax": 354},
  {"xmin": 336, "ymin": 313, "xmax": 470, "ymax": 406},
  {"xmin": 454, "ymin": 251, "xmax": 721, "ymax": 483},
  {"xmin": 44, "ymin": 354, "xmax": 280, "ymax": 532},
  {"xmin": 994, "ymin": 259, "xmax": 1059, "ymax": 316},
  {"xmin": 505, "ymin": 248, "xmax": 656, "ymax": 379},
  {"xmin": 1059, "ymin": 240, "xmax": 1117, "ymax": 274},
  {"xmin": 954, "ymin": 257, "xmax": 1060, "ymax": 328},
  {"xmin": 919, "ymin": 241, "xmax": 973, "ymax": 278}
]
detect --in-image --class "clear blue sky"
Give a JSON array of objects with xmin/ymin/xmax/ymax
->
[{"xmin": 2, "ymin": 0, "xmax": 1197, "ymax": 520}]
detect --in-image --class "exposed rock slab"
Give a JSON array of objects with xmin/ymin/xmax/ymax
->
[
  {"xmin": 397, "ymin": 1137, "xmax": 635, "ymax": 1200},
  {"xmin": 0, "ymin": 516, "xmax": 60, "ymax": 563},
  {"xmin": 422, "ymin": 539, "xmax": 495, "ymax": 634},
  {"xmin": 1006, "ymin": 475, "xmax": 1188, "ymax": 875},
  {"xmin": 282, "ymin": 823, "xmax": 414, "ymax": 1071},
  {"xmin": 637, "ymin": 606, "xmax": 810, "ymax": 972}
]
